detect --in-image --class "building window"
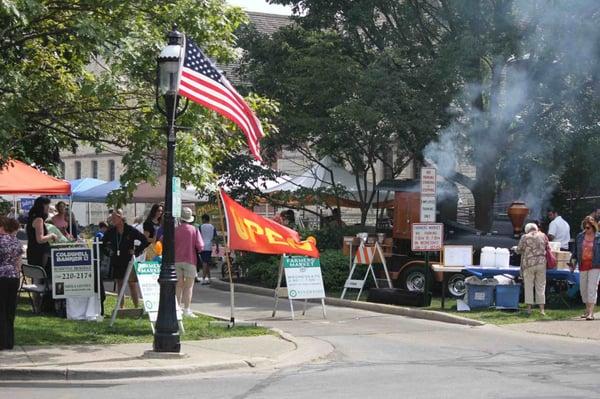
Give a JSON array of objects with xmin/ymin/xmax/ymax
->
[
  {"xmin": 108, "ymin": 160, "xmax": 116, "ymax": 181},
  {"xmin": 75, "ymin": 161, "xmax": 82, "ymax": 179},
  {"xmin": 60, "ymin": 161, "xmax": 65, "ymax": 178},
  {"xmin": 91, "ymin": 160, "xmax": 98, "ymax": 179}
]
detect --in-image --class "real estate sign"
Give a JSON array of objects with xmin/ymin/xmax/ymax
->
[{"xmin": 51, "ymin": 247, "xmax": 95, "ymax": 299}]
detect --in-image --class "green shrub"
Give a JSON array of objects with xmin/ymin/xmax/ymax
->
[
  {"xmin": 246, "ymin": 260, "xmax": 280, "ymax": 288},
  {"xmin": 237, "ymin": 253, "xmax": 280, "ymax": 288},
  {"xmin": 302, "ymin": 225, "xmax": 374, "ymax": 251},
  {"xmin": 235, "ymin": 249, "xmax": 349, "ymax": 292},
  {"xmin": 319, "ymin": 249, "xmax": 349, "ymax": 291}
]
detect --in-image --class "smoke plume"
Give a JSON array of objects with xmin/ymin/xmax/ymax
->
[{"xmin": 424, "ymin": 0, "xmax": 600, "ymax": 220}]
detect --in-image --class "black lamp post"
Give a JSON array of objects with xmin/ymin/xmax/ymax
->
[{"xmin": 154, "ymin": 26, "xmax": 188, "ymax": 353}]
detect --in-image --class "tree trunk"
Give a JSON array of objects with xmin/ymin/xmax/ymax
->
[
  {"xmin": 472, "ymin": 162, "xmax": 497, "ymax": 231},
  {"xmin": 360, "ymin": 206, "xmax": 369, "ymax": 226}
]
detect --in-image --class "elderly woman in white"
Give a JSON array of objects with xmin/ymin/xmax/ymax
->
[{"xmin": 516, "ymin": 223, "xmax": 548, "ymax": 315}]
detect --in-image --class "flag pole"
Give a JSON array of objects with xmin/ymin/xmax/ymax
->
[{"xmin": 216, "ymin": 188, "xmax": 236, "ymax": 327}]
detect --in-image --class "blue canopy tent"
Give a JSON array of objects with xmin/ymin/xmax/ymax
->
[
  {"xmin": 74, "ymin": 180, "xmax": 121, "ymax": 203},
  {"xmin": 63, "ymin": 178, "xmax": 108, "ymax": 226},
  {"xmin": 70, "ymin": 178, "xmax": 107, "ymax": 196}
]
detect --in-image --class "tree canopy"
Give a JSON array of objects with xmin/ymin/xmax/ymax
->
[
  {"xmin": 238, "ymin": 6, "xmax": 456, "ymax": 223},
  {"xmin": 266, "ymin": 0, "xmax": 600, "ymax": 229},
  {"xmin": 1, "ymin": 0, "xmax": 278, "ymax": 203}
]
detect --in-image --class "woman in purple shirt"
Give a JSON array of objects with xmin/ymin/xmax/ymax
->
[{"xmin": 0, "ymin": 216, "xmax": 24, "ymax": 350}]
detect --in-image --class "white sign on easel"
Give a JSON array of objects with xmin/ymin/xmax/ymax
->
[
  {"xmin": 109, "ymin": 259, "xmax": 183, "ymax": 333},
  {"xmin": 272, "ymin": 255, "xmax": 327, "ymax": 320}
]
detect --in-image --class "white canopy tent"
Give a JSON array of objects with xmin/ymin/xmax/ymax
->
[{"xmin": 264, "ymin": 156, "xmax": 391, "ymax": 208}]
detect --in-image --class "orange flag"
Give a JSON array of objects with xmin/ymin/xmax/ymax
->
[{"xmin": 220, "ymin": 190, "xmax": 319, "ymax": 258}]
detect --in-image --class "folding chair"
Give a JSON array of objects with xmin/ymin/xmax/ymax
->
[{"xmin": 20, "ymin": 264, "xmax": 51, "ymax": 314}]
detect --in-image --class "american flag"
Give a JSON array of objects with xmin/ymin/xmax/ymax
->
[{"xmin": 178, "ymin": 39, "xmax": 265, "ymax": 161}]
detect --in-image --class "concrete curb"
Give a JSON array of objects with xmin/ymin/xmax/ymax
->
[
  {"xmin": 0, "ymin": 321, "xmax": 331, "ymax": 381},
  {"xmin": 0, "ymin": 359, "xmax": 254, "ymax": 381},
  {"xmin": 210, "ymin": 279, "xmax": 485, "ymax": 327}
]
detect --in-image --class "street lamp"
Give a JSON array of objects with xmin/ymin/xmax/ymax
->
[{"xmin": 154, "ymin": 25, "xmax": 188, "ymax": 353}]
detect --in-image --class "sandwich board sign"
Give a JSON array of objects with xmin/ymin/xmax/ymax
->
[
  {"xmin": 134, "ymin": 261, "xmax": 183, "ymax": 328},
  {"xmin": 109, "ymin": 261, "xmax": 183, "ymax": 332},
  {"xmin": 135, "ymin": 261, "xmax": 162, "ymax": 320},
  {"xmin": 51, "ymin": 247, "xmax": 95, "ymax": 299},
  {"xmin": 272, "ymin": 256, "xmax": 326, "ymax": 320},
  {"xmin": 284, "ymin": 256, "xmax": 326, "ymax": 300}
]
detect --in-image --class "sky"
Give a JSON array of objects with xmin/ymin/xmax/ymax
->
[{"xmin": 227, "ymin": 0, "xmax": 293, "ymax": 15}]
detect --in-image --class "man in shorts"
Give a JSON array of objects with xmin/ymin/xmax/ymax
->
[
  {"xmin": 198, "ymin": 214, "xmax": 218, "ymax": 284},
  {"xmin": 174, "ymin": 207, "xmax": 204, "ymax": 317}
]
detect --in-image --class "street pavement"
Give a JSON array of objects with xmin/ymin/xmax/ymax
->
[{"xmin": 2, "ymin": 284, "xmax": 600, "ymax": 398}]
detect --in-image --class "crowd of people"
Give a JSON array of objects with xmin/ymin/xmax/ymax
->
[
  {"xmin": 0, "ymin": 197, "xmax": 224, "ymax": 349},
  {"xmin": 97, "ymin": 204, "xmax": 220, "ymax": 317}
]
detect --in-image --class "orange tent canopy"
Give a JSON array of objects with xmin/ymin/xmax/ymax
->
[{"xmin": 0, "ymin": 160, "xmax": 71, "ymax": 195}]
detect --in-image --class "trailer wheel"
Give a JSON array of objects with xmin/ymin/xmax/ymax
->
[
  {"xmin": 400, "ymin": 265, "xmax": 426, "ymax": 293},
  {"xmin": 447, "ymin": 273, "xmax": 466, "ymax": 298}
]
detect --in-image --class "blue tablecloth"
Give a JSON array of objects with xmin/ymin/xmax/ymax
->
[{"xmin": 463, "ymin": 266, "xmax": 579, "ymax": 284}]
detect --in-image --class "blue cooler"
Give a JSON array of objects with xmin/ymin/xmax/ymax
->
[
  {"xmin": 495, "ymin": 284, "xmax": 521, "ymax": 309},
  {"xmin": 466, "ymin": 283, "xmax": 495, "ymax": 309}
]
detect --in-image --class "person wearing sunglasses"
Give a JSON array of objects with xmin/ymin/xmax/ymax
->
[{"xmin": 570, "ymin": 216, "xmax": 600, "ymax": 320}]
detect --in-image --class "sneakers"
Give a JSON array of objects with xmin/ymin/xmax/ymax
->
[
  {"xmin": 198, "ymin": 277, "xmax": 211, "ymax": 285},
  {"xmin": 195, "ymin": 276, "xmax": 202, "ymax": 283},
  {"xmin": 183, "ymin": 309, "xmax": 197, "ymax": 318}
]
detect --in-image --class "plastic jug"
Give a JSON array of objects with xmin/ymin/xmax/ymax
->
[
  {"xmin": 494, "ymin": 247, "xmax": 510, "ymax": 268},
  {"xmin": 480, "ymin": 247, "xmax": 496, "ymax": 267}
]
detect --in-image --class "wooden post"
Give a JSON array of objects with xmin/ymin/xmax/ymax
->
[{"xmin": 216, "ymin": 189, "xmax": 236, "ymax": 326}]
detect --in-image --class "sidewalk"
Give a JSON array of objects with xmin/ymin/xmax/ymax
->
[
  {"xmin": 0, "ymin": 332, "xmax": 333, "ymax": 381},
  {"xmin": 504, "ymin": 312, "xmax": 600, "ymax": 340}
]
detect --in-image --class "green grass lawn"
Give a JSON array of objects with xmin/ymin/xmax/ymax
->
[
  {"xmin": 15, "ymin": 295, "xmax": 268, "ymax": 346},
  {"xmin": 327, "ymin": 288, "xmax": 585, "ymax": 325},
  {"xmin": 425, "ymin": 296, "xmax": 586, "ymax": 325}
]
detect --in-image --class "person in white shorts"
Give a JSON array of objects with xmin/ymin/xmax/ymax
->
[{"xmin": 174, "ymin": 207, "xmax": 204, "ymax": 318}]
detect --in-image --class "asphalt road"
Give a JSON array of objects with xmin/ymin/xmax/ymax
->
[{"xmin": 2, "ymin": 285, "xmax": 600, "ymax": 399}]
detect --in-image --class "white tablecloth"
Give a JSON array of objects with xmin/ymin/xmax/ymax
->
[{"xmin": 66, "ymin": 296, "xmax": 102, "ymax": 321}]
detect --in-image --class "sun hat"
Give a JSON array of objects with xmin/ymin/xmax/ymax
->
[
  {"xmin": 111, "ymin": 208, "xmax": 125, "ymax": 222},
  {"xmin": 180, "ymin": 207, "xmax": 195, "ymax": 223}
]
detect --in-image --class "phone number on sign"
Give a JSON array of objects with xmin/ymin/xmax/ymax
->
[{"xmin": 59, "ymin": 272, "xmax": 93, "ymax": 280}]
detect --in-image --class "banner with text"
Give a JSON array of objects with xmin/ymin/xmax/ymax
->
[{"xmin": 220, "ymin": 190, "xmax": 319, "ymax": 258}]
